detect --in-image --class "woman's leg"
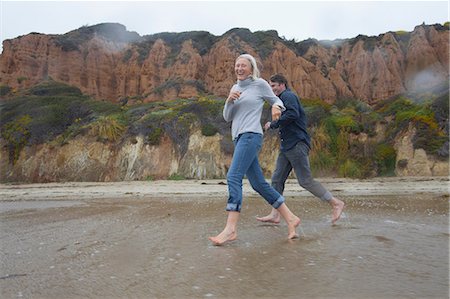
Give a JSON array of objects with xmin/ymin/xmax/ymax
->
[
  {"xmin": 209, "ymin": 133, "xmax": 262, "ymax": 245},
  {"xmin": 225, "ymin": 133, "xmax": 262, "ymax": 212},
  {"xmin": 244, "ymin": 136, "xmax": 284, "ymax": 209},
  {"xmin": 208, "ymin": 211, "xmax": 239, "ymax": 245}
]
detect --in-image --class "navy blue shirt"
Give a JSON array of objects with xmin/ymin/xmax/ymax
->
[{"xmin": 269, "ymin": 88, "xmax": 311, "ymax": 152}]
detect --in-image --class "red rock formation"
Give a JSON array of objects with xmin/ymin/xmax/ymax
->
[{"xmin": 1, "ymin": 23, "xmax": 448, "ymax": 104}]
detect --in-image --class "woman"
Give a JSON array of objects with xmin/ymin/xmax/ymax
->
[{"xmin": 209, "ymin": 54, "xmax": 301, "ymax": 246}]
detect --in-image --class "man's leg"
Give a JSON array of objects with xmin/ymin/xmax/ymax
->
[
  {"xmin": 329, "ymin": 198, "xmax": 345, "ymax": 225},
  {"xmin": 287, "ymin": 142, "xmax": 345, "ymax": 225},
  {"xmin": 256, "ymin": 151, "xmax": 291, "ymax": 224},
  {"xmin": 245, "ymin": 155, "xmax": 300, "ymax": 239}
]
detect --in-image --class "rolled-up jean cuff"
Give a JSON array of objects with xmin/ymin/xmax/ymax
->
[
  {"xmin": 321, "ymin": 191, "xmax": 333, "ymax": 201},
  {"xmin": 226, "ymin": 203, "xmax": 241, "ymax": 212},
  {"xmin": 272, "ymin": 196, "xmax": 285, "ymax": 209}
]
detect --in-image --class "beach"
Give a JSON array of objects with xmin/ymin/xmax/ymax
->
[
  {"xmin": 0, "ymin": 177, "xmax": 449, "ymax": 298},
  {"xmin": 0, "ymin": 176, "xmax": 448, "ymax": 202}
]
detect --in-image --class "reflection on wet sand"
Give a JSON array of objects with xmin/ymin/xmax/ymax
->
[{"xmin": 0, "ymin": 190, "xmax": 448, "ymax": 298}]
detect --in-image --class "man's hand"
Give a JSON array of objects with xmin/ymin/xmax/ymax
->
[
  {"xmin": 271, "ymin": 105, "xmax": 281, "ymax": 121},
  {"xmin": 264, "ymin": 122, "xmax": 271, "ymax": 131}
]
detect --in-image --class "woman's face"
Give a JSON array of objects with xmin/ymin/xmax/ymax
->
[{"xmin": 234, "ymin": 58, "xmax": 252, "ymax": 80}]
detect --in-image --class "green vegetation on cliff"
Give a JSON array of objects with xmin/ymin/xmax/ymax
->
[
  {"xmin": 0, "ymin": 81, "xmax": 125, "ymax": 162},
  {"xmin": 0, "ymin": 81, "xmax": 448, "ymax": 178}
]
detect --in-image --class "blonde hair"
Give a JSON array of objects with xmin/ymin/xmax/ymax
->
[{"xmin": 236, "ymin": 54, "xmax": 260, "ymax": 79}]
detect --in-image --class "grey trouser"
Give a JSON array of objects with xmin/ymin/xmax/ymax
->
[{"xmin": 271, "ymin": 141, "xmax": 333, "ymax": 201}]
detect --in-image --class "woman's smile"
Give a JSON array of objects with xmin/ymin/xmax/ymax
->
[{"xmin": 235, "ymin": 58, "xmax": 252, "ymax": 80}]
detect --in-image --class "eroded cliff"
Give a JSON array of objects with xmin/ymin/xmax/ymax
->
[{"xmin": 1, "ymin": 23, "xmax": 448, "ymax": 104}]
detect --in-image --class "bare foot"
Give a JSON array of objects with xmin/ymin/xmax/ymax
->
[
  {"xmin": 256, "ymin": 213, "xmax": 281, "ymax": 224},
  {"xmin": 331, "ymin": 198, "xmax": 345, "ymax": 225},
  {"xmin": 208, "ymin": 231, "xmax": 237, "ymax": 246},
  {"xmin": 287, "ymin": 217, "xmax": 301, "ymax": 239}
]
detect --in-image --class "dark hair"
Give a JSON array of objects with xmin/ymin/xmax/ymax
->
[{"xmin": 269, "ymin": 73, "xmax": 288, "ymax": 88}]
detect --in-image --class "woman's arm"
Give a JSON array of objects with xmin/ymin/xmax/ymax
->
[{"xmin": 223, "ymin": 85, "xmax": 240, "ymax": 122}]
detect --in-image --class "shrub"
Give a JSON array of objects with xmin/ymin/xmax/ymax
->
[
  {"xmin": 336, "ymin": 129, "xmax": 350, "ymax": 163},
  {"xmin": 379, "ymin": 96, "xmax": 447, "ymax": 155},
  {"xmin": 338, "ymin": 159, "xmax": 362, "ymax": 178},
  {"xmin": 148, "ymin": 31, "xmax": 216, "ymax": 65},
  {"xmin": 302, "ymin": 98, "xmax": 332, "ymax": 127},
  {"xmin": 168, "ymin": 173, "xmax": 185, "ymax": 180},
  {"xmin": 413, "ymin": 121, "xmax": 447, "ymax": 155},
  {"xmin": 309, "ymin": 124, "xmax": 331, "ymax": 156},
  {"xmin": 0, "ymin": 91, "xmax": 93, "ymax": 145},
  {"xmin": 309, "ymin": 124, "xmax": 336, "ymax": 175},
  {"xmin": 330, "ymin": 114, "xmax": 359, "ymax": 132},
  {"xmin": 147, "ymin": 127, "xmax": 163, "ymax": 145},
  {"xmin": 88, "ymin": 114, "xmax": 126, "ymax": 142},
  {"xmin": 201, "ymin": 124, "xmax": 218, "ymax": 136},
  {"xmin": 310, "ymin": 151, "xmax": 336, "ymax": 176},
  {"xmin": 53, "ymin": 122, "xmax": 85, "ymax": 146},
  {"xmin": 29, "ymin": 81, "xmax": 82, "ymax": 96},
  {"xmin": 1, "ymin": 115, "xmax": 32, "ymax": 164},
  {"xmin": 0, "ymin": 85, "xmax": 12, "ymax": 97},
  {"xmin": 374, "ymin": 143, "xmax": 396, "ymax": 176}
]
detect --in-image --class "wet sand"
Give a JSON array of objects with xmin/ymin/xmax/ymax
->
[{"xmin": 0, "ymin": 177, "xmax": 449, "ymax": 299}]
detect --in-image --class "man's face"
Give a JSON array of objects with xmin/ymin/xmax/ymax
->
[{"xmin": 270, "ymin": 81, "xmax": 285, "ymax": 96}]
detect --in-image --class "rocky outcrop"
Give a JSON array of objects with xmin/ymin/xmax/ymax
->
[
  {"xmin": 1, "ymin": 23, "xmax": 448, "ymax": 104},
  {"xmin": 0, "ymin": 128, "xmax": 239, "ymax": 182},
  {"xmin": 394, "ymin": 124, "xmax": 448, "ymax": 176}
]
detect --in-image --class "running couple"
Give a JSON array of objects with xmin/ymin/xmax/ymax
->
[{"xmin": 209, "ymin": 54, "xmax": 344, "ymax": 246}]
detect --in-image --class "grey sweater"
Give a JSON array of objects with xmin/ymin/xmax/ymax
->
[{"xmin": 223, "ymin": 77, "xmax": 285, "ymax": 140}]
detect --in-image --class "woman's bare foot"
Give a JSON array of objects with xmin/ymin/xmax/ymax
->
[
  {"xmin": 330, "ymin": 198, "xmax": 345, "ymax": 225},
  {"xmin": 208, "ymin": 230, "xmax": 237, "ymax": 246},
  {"xmin": 256, "ymin": 212, "xmax": 281, "ymax": 224},
  {"xmin": 287, "ymin": 216, "xmax": 301, "ymax": 239}
]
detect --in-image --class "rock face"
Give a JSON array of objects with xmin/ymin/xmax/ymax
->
[
  {"xmin": 0, "ymin": 131, "xmax": 235, "ymax": 182},
  {"xmin": 1, "ymin": 23, "xmax": 448, "ymax": 104},
  {"xmin": 394, "ymin": 124, "xmax": 448, "ymax": 176},
  {"xmin": 1, "ymin": 121, "xmax": 446, "ymax": 183}
]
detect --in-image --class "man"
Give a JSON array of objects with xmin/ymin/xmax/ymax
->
[{"xmin": 257, "ymin": 74, "xmax": 345, "ymax": 225}]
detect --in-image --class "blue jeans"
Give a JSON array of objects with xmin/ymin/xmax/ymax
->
[
  {"xmin": 271, "ymin": 141, "xmax": 333, "ymax": 201},
  {"xmin": 226, "ymin": 132, "xmax": 285, "ymax": 212}
]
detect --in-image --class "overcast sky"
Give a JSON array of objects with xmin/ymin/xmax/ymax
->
[{"xmin": 1, "ymin": 0, "xmax": 448, "ymax": 52}]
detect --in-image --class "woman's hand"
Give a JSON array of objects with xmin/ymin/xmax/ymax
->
[
  {"xmin": 271, "ymin": 105, "xmax": 282, "ymax": 121},
  {"xmin": 227, "ymin": 90, "xmax": 241, "ymax": 103}
]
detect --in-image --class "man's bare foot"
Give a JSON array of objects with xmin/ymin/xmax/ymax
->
[
  {"xmin": 208, "ymin": 230, "xmax": 237, "ymax": 246},
  {"xmin": 256, "ymin": 213, "xmax": 281, "ymax": 224},
  {"xmin": 331, "ymin": 198, "xmax": 345, "ymax": 225},
  {"xmin": 287, "ymin": 216, "xmax": 301, "ymax": 239}
]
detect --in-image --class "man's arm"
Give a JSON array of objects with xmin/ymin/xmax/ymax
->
[{"xmin": 269, "ymin": 93, "xmax": 300, "ymax": 129}]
